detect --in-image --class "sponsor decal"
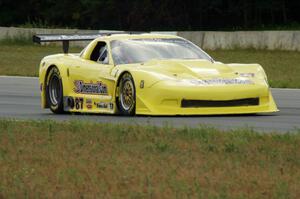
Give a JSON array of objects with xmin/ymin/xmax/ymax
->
[
  {"xmin": 239, "ymin": 73, "xmax": 255, "ymax": 78},
  {"xmin": 190, "ymin": 78, "xmax": 254, "ymax": 85},
  {"xmin": 95, "ymin": 102, "xmax": 108, "ymax": 109},
  {"xmin": 74, "ymin": 80, "xmax": 108, "ymax": 95},
  {"xmin": 86, "ymin": 99, "xmax": 92, "ymax": 104},
  {"xmin": 87, "ymin": 104, "xmax": 92, "ymax": 109},
  {"xmin": 140, "ymin": 80, "xmax": 144, "ymax": 88},
  {"xmin": 94, "ymin": 102, "xmax": 114, "ymax": 110},
  {"xmin": 86, "ymin": 98, "xmax": 93, "ymax": 109}
]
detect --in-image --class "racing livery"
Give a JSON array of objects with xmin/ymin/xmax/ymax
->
[{"xmin": 34, "ymin": 33, "xmax": 278, "ymax": 115}]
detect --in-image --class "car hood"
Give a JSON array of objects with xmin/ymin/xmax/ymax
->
[{"xmin": 138, "ymin": 59, "xmax": 237, "ymax": 79}]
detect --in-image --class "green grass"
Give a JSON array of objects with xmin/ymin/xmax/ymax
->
[
  {"xmin": 0, "ymin": 35, "xmax": 33, "ymax": 45},
  {"xmin": 0, "ymin": 43, "xmax": 300, "ymax": 88},
  {"xmin": 0, "ymin": 119, "xmax": 299, "ymax": 198},
  {"xmin": 0, "ymin": 44, "xmax": 81, "ymax": 76}
]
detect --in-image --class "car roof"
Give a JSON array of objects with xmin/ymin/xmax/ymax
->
[{"xmin": 95, "ymin": 33, "xmax": 181, "ymax": 41}]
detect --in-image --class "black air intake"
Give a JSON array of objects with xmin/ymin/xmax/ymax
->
[{"xmin": 181, "ymin": 98, "xmax": 259, "ymax": 108}]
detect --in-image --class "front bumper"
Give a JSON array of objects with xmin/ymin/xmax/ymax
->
[{"xmin": 135, "ymin": 81, "xmax": 278, "ymax": 115}]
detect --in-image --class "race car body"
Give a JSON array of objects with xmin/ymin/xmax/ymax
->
[{"xmin": 35, "ymin": 33, "xmax": 278, "ymax": 115}]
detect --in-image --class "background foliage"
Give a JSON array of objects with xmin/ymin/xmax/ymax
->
[{"xmin": 0, "ymin": 0, "xmax": 299, "ymax": 30}]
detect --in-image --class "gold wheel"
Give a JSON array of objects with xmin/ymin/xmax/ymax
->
[{"xmin": 118, "ymin": 73, "xmax": 136, "ymax": 115}]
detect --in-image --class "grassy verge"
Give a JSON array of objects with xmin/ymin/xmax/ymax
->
[
  {"xmin": 0, "ymin": 43, "xmax": 300, "ymax": 88},
  {"xmin": 0, "ymin": 44, "xmax": 81, "ymax": 77},
  {"xmin": 0, "ymin": 119, "xmax": 299, "ymax": 198}
]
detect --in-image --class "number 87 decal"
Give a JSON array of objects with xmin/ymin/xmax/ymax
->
[{"xmin": 75, "ymin": 97, "xmax": 83, "ymax": 110}]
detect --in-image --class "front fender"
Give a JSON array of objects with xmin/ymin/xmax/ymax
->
[
  {"xmin": 228, "ymin": 63, "xmax": 268, "ymax": 81},
  {"xmin": 113, "ymin": 67, "xmax": 174, "ymax": 89},
  {"xmin": 112, "ymin": 67, "xmax": 171, "ymax": 113}
]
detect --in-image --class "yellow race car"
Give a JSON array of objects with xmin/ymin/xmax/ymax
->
[{"xmin": 34, "ymin": 32, "xmax": 278, "ymax": 115}]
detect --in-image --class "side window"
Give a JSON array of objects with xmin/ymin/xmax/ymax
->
[{"xmin": 90, "ymin": 42, "xmax": 109, "ymax": 64}]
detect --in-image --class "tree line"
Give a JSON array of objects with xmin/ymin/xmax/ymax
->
[{"xmin": 0, "ymin": 0, "xmax": 299, "ymax": 30}]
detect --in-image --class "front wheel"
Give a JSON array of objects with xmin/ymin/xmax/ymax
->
[
  {"xmin": 118, "ymin": 73, "xmax": 136, "ymax": 116},
  {"xmin": 46, "ymin": 67, "xmax": 64, "ymax": 114}
]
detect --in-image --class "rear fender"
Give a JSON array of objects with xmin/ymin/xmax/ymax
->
[{"xmin": 40, "ymin": 62, "xmax": 69, "ymax": 108}]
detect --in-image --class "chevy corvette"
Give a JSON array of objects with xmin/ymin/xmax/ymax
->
[{"xmin": 33, "ymin": 32, "xmax": 278, "ymax": 115}]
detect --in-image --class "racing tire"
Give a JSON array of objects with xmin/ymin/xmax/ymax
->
[
  {"xmin": 46, "ymin": 67, "xmax": 64, "ymax": 114},
  {"xmin": 118, "ymin": 73, "xmax": 136, "ymax": 116}
]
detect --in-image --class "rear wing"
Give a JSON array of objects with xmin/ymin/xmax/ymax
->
[{"xmin": 33, "ymin": 31, "xmax": 144, "ymax": 53}]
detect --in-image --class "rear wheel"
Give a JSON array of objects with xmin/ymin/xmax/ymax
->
[
  {"xmin": 118, "ymin": 73, "xmax": 136, "ymax": 116},
  {"xmin": 46, "ymin": 67, "xmax": 64, "ymax": 114}
]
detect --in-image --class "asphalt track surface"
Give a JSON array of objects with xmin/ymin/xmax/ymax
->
[{"xmin": 0, "ymin": 76, "xmax": 299, "ymax": 132}]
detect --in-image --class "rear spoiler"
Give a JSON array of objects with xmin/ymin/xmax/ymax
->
[{"xmin": 33, "ymin": 31, "xmax": 144, "ymax": 53}]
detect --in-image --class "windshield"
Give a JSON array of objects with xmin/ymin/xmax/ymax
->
[{"xmin": 111, "ymin": 38, "xmax": 212, "ymax": 65}]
